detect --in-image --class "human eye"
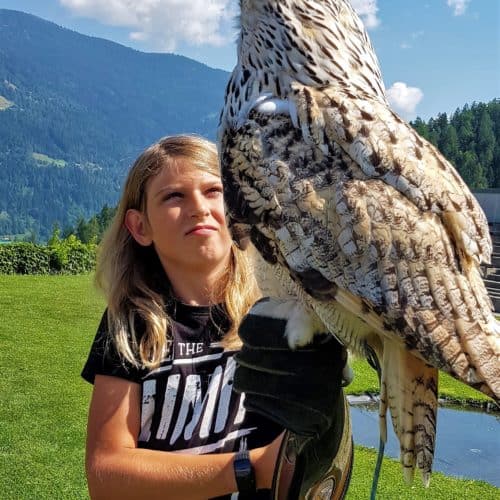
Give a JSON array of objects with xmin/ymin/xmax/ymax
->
[
  {"xmin": 163, "ymin": 191, "xmax": 183, "ymax": 202},
  {"xmin": 206, "ymin": 185, "xmax": 223, "ymax": 197}
]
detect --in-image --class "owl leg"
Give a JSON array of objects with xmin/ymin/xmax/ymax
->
[
  {"xmin": 284, "ymin": 302, "xmax": 325, "ymax": 348},
  {"xmin": 250, "ymin": 297, "xmax": 324, "ymax": 348}
]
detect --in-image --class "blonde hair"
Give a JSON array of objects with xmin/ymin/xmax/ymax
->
[{"xmin": 95, "ymin": 135, "xmax": 259, "ymax": 369}]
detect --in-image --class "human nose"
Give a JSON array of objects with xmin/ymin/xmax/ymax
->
[{"xmin": 189, "ymin": 193, "xmax": 210, "ymax": 217}]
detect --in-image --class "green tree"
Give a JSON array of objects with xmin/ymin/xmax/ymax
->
[
  {"xmin": 47, "ymin": 222, "xmax": 61, "ymax": 246},
  {"xmin": 450, "ymin": 105, "xmax": 472, "ymax": 152},
  {"xmin": 24, "ymin": 229, "xmax": 38, "ymax": 244},
  {"xmin": 435, "ymin": 112, "xmax": 449, "ymax": 151},
  {"xmin": 426, "ymin": 117, "xmax": 440, "ymax": 147},
  {"xmin": 440, "ymin": 124, "xmax": 460, "ymax": 166},
  {"xmin": 96, "ymin": 204, "xmax": 117, "ymax": 237},
  {"xmin": 477, "ymin": 109, "xmax": 496, "ymax": 186},
  {"xmin": 75, "ymin": 216, "xmax": 99, "ymax": 244},
  {"xmin": 458, "ymin": 151, "xmax": 487, "ymax": 188},
  {"xmin": 412, "ymin": 117, "xmax": 430, "ymax": 141}
]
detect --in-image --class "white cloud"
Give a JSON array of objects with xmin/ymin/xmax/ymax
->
[
  {"xmin": 400, "ymin": 42, "xmax": 412, "ymax": 49},
  {"xmin": 386, "ymin": 82, "xmax": 423, "ymax": 118},
  {"xmin": 59, "ymin": 0, "xmax": 237, "ymax": 51},
  {"xmin": 447, "ymin": 0, "xmax": 471, "ymax": 16},
  {"xmin": 129, "ymin": 31, "xmax": 148, "ymax": 42},
  {"xmin": 58, "ymin": 0, "xmax": 385, "ymax": 50},
  {"xmin": 350, "ymin": 0, "xmax": 380, "ymax": 29}
]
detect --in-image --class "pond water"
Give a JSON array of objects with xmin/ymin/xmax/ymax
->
[{"xmin": 349, "ymin": 401, "xmax": 500, "ymax": 487}]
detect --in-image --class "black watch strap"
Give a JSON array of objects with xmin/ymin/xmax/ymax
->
[{"xmin": 233, "ymin": 450, "xmax": 257, "ymax": 499}]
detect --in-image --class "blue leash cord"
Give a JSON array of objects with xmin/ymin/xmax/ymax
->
[
  {"xmin": 365, "ymin": 343, "xmax": 384, "ymax": 500},
  {"xmin": 371, "ymin": 438, "xmax": 385, "ymax": 500}
]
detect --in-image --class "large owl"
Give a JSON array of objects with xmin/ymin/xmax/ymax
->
[{"xmin": 218, "ymin": 0, "xmax": 500, "ymax": 487}]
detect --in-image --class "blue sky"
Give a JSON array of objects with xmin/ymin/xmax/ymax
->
[{"xmin": 0, "ymin": 0, "xmax": 497, "ymax": 120}]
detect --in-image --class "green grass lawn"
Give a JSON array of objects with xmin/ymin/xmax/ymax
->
[
  {"xmin": 0, "ymin": 274, "xmax": 102, "ymax": 499},
  {"xmin": 0, "ymin": 274, "xmax": 498, "ymax": 499},
  {"xmin": 346, "ymin": 357, "xmax": 492, "ymax": 405}
]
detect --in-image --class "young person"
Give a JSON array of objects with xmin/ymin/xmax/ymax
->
[{"xmin": 82, "ymin": 134, "xmax": 352, "ymax": 500}]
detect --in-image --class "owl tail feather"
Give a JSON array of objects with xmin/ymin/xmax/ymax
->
[{"xmin": 379, "ymin": 341, "xmax": 438, "ymax": 487}]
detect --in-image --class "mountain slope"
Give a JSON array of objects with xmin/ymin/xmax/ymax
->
[{"xmin": 0, "ymin": 9, "xmax": 229, "ymax": 239}]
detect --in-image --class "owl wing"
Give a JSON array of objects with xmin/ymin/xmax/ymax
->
[
  {"xmin": 289, "ymin": 83, "xmax": 492, "ymax": 264},
  {"xmin": 220, "ymin": 110, "xmax": 500, "ymax": 484},
  {"xmin": 220, "ymin": 110, "xmax": 500, "ymax": 399}
]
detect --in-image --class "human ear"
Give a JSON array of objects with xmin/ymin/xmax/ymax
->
[{"xmin": 124, "ymin": 208, "xmax": 153, "ymax": 246}]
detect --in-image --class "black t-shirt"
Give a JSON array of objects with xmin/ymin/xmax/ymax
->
[{"xmin": 82, "ymin": 301, "xmax": 282, "ymax": 499}]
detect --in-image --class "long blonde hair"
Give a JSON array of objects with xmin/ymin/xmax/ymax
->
[{"xmin": 96, "ymin": 135, "xmax": 259, "ymax": 369}]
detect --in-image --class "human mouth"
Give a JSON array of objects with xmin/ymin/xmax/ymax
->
[{"xmin": 186, "ymin": 225, "xmax": 217, "ymax": 236}]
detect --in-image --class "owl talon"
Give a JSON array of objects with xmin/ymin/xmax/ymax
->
[
  {"xmin": 284, "ymin": 305, "xmax": 324, "ymax": 349},
  {"xmin": 285, "ymin": 320, "xmax": 316, "ymax": 349}
]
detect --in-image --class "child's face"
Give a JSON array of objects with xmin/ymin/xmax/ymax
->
[{"xmin": 139, "ymin": 158, "xmax": 232, "ymax": 276}]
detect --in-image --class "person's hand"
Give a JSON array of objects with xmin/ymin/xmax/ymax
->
[
  {"xmin": 234, "ymin": 298, "xmax": 347, "ymax": 437},
  {"xmin": 233, "ymin": 297, "xmax": 354, "ymax": 499}
]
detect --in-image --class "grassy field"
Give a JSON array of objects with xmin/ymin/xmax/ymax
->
[
  {"xmin": 347, "ymin": 357, "xmax": 492, "ymax": 405},
  {"xmin": 0, "ymin": 274, "xmax": 498, "ymax": 499},
  {"xmin": 0, "ymin": 275, "xmax": 101, "ymax": 498}
]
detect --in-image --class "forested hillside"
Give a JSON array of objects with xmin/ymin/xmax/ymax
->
[
  {"xmin": 412, "ymin": 100, "xmax": 500, "ymax": 189},
  {"xmin": 0, "ymin": 9, "xmax": 228, "ymax": 239},
  {"xmin": 0, "ymin": 9, "xmax": 498, "ymax": 240}
]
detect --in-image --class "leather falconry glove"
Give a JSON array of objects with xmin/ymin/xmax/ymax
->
[{"xmin": 233, "ymin": 297, "xmax": 354, "ymax": 499}]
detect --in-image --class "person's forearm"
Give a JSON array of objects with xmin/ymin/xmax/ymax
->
[{"xmin": 86, "ymin": 445, "xmax": 273, "ymax": 500}]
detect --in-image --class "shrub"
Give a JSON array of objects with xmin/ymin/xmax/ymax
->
[
  {"xmin": 0, "ymin": 244, "xmax": 18, "ymax": 274},
  {"xmin": 57, "ymin": 235, "xmax": 96, "ymax": 274},
  {"xmin": 0, "ymin": 237, "xmax": 96, "ymax": 275},
  {"xmin": 0, "ymin": 243, "xmax": 50, "ymax": 274},
  {"xmin": 15, "ymin": 243, "xmax": 51, "ymax": 274}
]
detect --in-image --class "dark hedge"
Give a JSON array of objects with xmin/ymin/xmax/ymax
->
[{"xmin": 0, "ymin": 237, "xmax": 96, "ymax": 274}]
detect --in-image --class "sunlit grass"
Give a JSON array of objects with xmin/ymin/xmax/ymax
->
[
  {"xmin": 0, "ymin": 274, "xmax": 497, "ymax": 498},
  {"xmin": 346, "ymin": 357, "xmax": 492, "ymax": 405},
  {"xmin": 347, "ymin": 446, "xmax": 498, "ymax": 499},
  {"xmin": 0, "ymin": 274, "xmax": 102, "ymax": 498}
]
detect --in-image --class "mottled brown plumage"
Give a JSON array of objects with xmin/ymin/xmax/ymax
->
[{"xmin": 218, "ymin": 0, "xmax": 500, "ymax": 486}]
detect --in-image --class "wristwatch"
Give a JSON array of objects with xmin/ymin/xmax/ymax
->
[{"xmin": 233, "ymin": 449, "xmax": 257, "ymax": 499}]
